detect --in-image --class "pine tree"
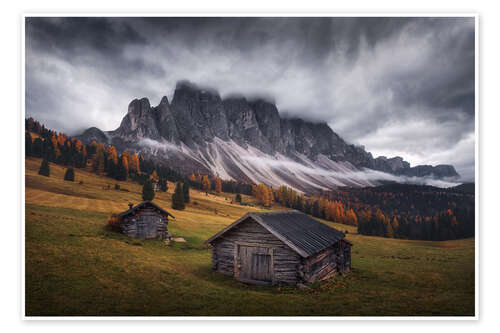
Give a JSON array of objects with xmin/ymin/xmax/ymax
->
[
  {"xmin": 115, "ymin": 156, "xmax": 128, "ymax": 181},
  {"xmin": 183, "ymin": 182, "xmax": 190, "ymax": 203},
  {"xmin": 295, "ymin": 195, "xmax": 304, "ymax": 212},
  {"xmin": 25, "ymin": 132, "xmax": 32, "ymax": 156},
  {"xmin": 38, "ymin": 159, "xmax": 50, "ymax": 177},
  {"xmin": 312, "ymin": 199, "xmax": 320, "ymax": 217},
  {"xmin": 26, "ymin": 117, "xmax": 35, "ymax": 131},
  {"xmin": 304, "ymin": 199, "xmax": 312, "ymax": 215},
  {"xmin": 64, "ymin": 168, "xmax": 75, "ymax": 182},
  {"xmin": 142, "ymin": 180, "xmax": 155, "ymax": 201},
  {"xmin": 384, "ymin": 219, "xmax": 394, "ymax": 238},
  {"xmin": 172, "ymin": 182, "xmax": 185, "ymax": 210},
  {"xmin": 159, "ymin": 178, "xmax": 168, "ymax": 192},
  {"xmin": 235, "ymin": 193, "xmax": 242, "ymax": 203},
  {"xmin": 32, "ymin": 138, "xmax": 43, "ymax": 157}
]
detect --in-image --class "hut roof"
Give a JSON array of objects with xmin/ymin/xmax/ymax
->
[
  {"xmin": 119, "ymin": 201, "xmax": 175, "ymax": 219},
  {"xmin": 206, "ymin": 210, "xmax": 350, "ymax": 258}
]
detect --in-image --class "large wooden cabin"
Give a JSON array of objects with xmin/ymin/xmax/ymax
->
[
  {"xmin": 206, "ymin": 210, "xmax": 352, "ymax": 286},
  {"xmin": 118, "ymin": 201, "xmax": 174, "ymax": 240}
]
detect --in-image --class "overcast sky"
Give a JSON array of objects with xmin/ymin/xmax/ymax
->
[{"xmin": 25, "ymin": 17, "xmax": 476, "ymax": 181}]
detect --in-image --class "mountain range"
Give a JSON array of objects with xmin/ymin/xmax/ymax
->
[{"xmin": 76, "ymin": 81, "xmax": 459, "ymax": 193}]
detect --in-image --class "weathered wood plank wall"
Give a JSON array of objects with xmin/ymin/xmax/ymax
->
[
  {"xmin": 211, "ymin": 218, "xmax": 301, "ymax": 284},
  {"xmin": 210, "ymin": 217, "xmax": 351, "ymax": 286},
  {"xmin": 302, "ymin": 240, "xmax": 351, "ymax": 282},
  {"xmin": 121, "ymin": 206, "xmax": 168, "ymax": 240}
]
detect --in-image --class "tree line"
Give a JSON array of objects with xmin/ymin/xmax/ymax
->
[
  {"xmin": 25, "ymin": 117, "xmax": 253, "ymax": 202},
  {"xmin": 26, "ymin": 118, "xmax": 475, "ymax": 241},
  {"xmin": 242, "ymin": 182, "xmax": 474, "ymax": 241},
  {"xmin": 323, "ymin": 184, "xmax": 475, "ymax": 240},
  {"xmin": 188, "ymin": 173, "xmax": 254, "ymax": 196}
]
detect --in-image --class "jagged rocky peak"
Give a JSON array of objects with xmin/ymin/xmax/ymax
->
[
  {"xmin": 76, "ymin": 79, "xmax": 460, "ymax": 183},
  {"xmin": 159, "ymin": 95, "xmax": 169, "ymax": 105},
  {"xmin": 223, "ymin": 96, "xmax": 256, "ymax": 129},
  {"xmin": 172, "ymin": 80, "xmax": 221, "ymax": 104},
  {"xmin": 154, "ymin": 96, "xmax": 179, "ymax": 143},
  {"xmin": 251, "ymin": 99, "xmax": 282, "ymax": 150},
  {"xmin": 127, "ymin": 97, "xmax": 151, "ymax": 115},
  {"xmin": 115, "ymin": 97, "xmax": 160, "ymax": 140},
  {"xmin": 170, "ymin": 80, "xmax": 228, "ymax": 146},
  {"xmin": 222, "ymin": 96, "xmax": 273, "ymax": 153},
  {"xmin": 277, "ymin": 117, "xmax": 346, "ymax": 160},
  {"xmin": 374, "ymin": 156, "xmax": 410, "ymax": 173}
]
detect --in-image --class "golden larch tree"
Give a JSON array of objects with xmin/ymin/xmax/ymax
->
[
  {"xmin": 106, "ymin": 146, "xmax": 118, "ymax": 164},
  {"xmin": 151, "ymin": 170, "xmax": 159, "ymax": 182},
  {"xmin": 215, "ymin": 177, "xmax": 222, "ymax": 193},
  {"xmin": 202, "ymin": 175, "xmax": 211, "ymax": 192},
  {"xmin": 128, "ymin": 154, "xmax": 140, "ymax": 174},
  {"xmin": 121, "ymin": 154, "xmax": 129, "ymax": 176},
  {"xmin": 93, "ymin": 144, "xmax": 106, "ymax": 174}
]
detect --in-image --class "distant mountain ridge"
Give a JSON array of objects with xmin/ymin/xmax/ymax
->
[{"xmin": 76, "ymin": 80, "xmax": 459, "ymax": 192}]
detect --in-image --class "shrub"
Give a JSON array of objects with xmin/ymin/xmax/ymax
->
[
  {"xmin": 64, "ymin": 168, "xmax": 75, "ymax": 181},
  {"xmin": 114, "ymin": 184, "xmax": 120, "ymax": 190},
  {"xmin": 38, "ymin": 159, "xmax": 50, "ymax": 177},
  {"xmin": 235, "ymin": 193, "xmax": 242, "ymax": 203},
  {"xmin": 172, "ymin": 182, "xmax": 185, "ymax": 210},
  {"xmin": 142, "ymin": 180, "xmax": 155, "ymax": 201},
  {"xmin": 183, "ymin": 182, "xmax": 190, "ymax": 203},
  {"xmin": 107, "ymin": 213, "xmax": 122, "ymax": 232},
  {"xmin": 79, "ymin": 180, "xmax": 84, "ymax": 185}
]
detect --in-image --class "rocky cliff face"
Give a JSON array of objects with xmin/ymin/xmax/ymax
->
[
  {"xmin": 76, "ymin": 80, "xmax": 459, "ymax": 191},
  {"xmin": 113, "ymin": 98, "xmax": 160, "ymax": 140}
]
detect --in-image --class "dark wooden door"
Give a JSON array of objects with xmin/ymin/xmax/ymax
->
[
  {"xmin": 237, "ymin": 245, "xmax": 273, "ymax": 284},
  {"xmin": 136, "ymin": 219, "xmax": 146, "ymax": 239}
]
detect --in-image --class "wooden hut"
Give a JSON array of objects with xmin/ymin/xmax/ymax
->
[
  {"xmin": 118, "ymin": 201, "xmax": 174, "ymax": 240},
  {"xmin": 206, "ymin": 210, "xmax": 352, "ymax": 286}
]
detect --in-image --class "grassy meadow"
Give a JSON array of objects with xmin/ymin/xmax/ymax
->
[{"xmin": 25, "ymin": 157, "xmax": 475, "ymax": 316}]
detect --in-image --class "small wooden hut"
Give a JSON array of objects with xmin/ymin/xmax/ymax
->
[
  {"xmin": 206, "ymin": 210, "xmax": 352, "ymax": 286},
  {"xmin": 118, "ymin": 201, "xmax": 174, "ymax": 240}
]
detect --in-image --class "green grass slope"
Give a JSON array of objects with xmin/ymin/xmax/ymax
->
[{"xmin": 25, "ymin": 157, "xmax": 475, "ymax": 316}]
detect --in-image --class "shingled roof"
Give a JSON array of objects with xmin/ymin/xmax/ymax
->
[
  {"xmin": 119, "ymin": 201, "xmax": 175, "ymax": 219},
  {"xmin": 206, "ymin": 210, "xmax": 350, "ymax": 258}
]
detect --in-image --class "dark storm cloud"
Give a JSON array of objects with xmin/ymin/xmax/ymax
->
[{"xmin": 25, "ymin": 16, "xmax": 476, "ymax": 181}]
